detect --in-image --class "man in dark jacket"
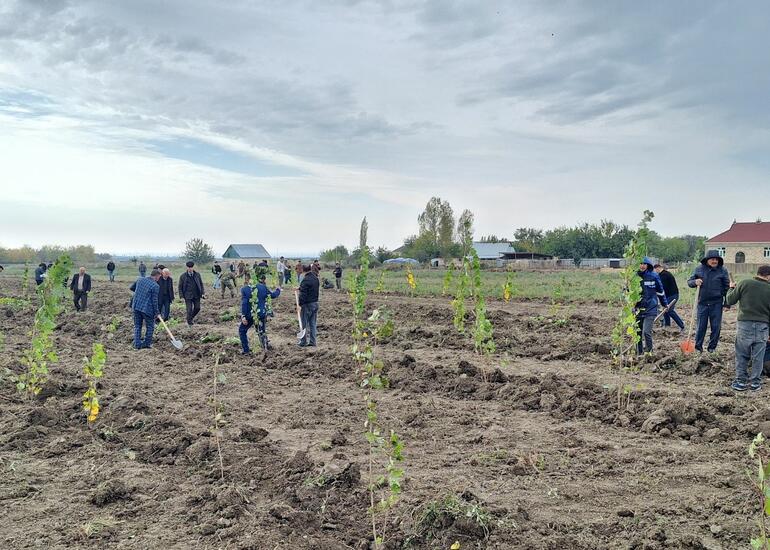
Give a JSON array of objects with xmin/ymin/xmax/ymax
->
[
  {"xmin": 654, "ymin": 264, "xmax": 684, "ymax": 332},
  {"xmin": 178, "ymin": 261, "xmax": 205, "ymax": 326},
  {"xmin": 688, "ymin": 250, "xmax": 732, "ymax": 353},
  {"xmin": 724, "ymin": 265, "xmax": 770, "ymax": 391},
  {"xmin": 298, "ymin": 265, "xmax": 320, "ymax": 347},
  {"xmin": 130, "ymin": 269, "xmax": 161, "ymax": 349},
  {"xmin": 69, "ymin": 266, "xmax": 92, "ymax": 312},
  {"xmin": 636, "ymin": 257, "xmax": 668, "ymax": 355},
  {"xmin": 157, "ymin": 268, "xmax": 174, "ymax": 321},
  {"xmin": 107, "ymin": 260, "xmax": 116, "ymax": 282},
  {"xmin": 34, "ymin": 263, "xmax": 46, "ymax": 285},
  {"xmin": 139, "ymin": 261, "xmax": 147, "ymax": 277}
]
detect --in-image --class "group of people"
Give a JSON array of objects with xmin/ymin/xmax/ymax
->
[
  {"xmin": 637, "ymin": 250, "xmax": 770, "ymax": 391},
  {"xmin": 126, "ymin": 259, "xmax": 324, "ymax": 353}
]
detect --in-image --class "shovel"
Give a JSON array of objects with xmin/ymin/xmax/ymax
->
[
  {"xmin": 157, "ymin": 317, "xmax": 184, "ymax": 350},
  {"xmin": 294, "ymin": 290, "xmax": 306, "ymax": 341},
  {"xmin": 680, "ymin": 285, "xmax": 700, "ymax": 353},
  {"xmin": 653, "ymin": 298, "xmax": 677, "ymax": 324}
]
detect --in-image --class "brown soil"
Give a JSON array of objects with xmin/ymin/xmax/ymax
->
[{"xmin": 0, "ymin": 279, "xmax": 764, "ymax": 549}]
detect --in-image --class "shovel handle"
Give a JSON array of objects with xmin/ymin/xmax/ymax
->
[
  {"xmin": 294, "ymin": 290, "xmax": 304, "ymax": 329},
  {"xmin": 685, "ymin": 284, "xmax": 700, "ymax": 342},
  {"xmin": 157, "ymin": 317, "xmax": 176, "ymax": 340}
]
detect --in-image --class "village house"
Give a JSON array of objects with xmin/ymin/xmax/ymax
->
[{"xmin": 705, "ymin": 220, "xmax": 770, "ymax": 268}]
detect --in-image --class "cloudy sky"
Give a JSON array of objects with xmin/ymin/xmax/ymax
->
[{"xmin": 1, "ymin": 1, "xmax": 768, "ymax": 256}]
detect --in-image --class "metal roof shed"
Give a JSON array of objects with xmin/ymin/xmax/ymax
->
[{"xmin": 222, "ymin": 244, "xmax": 271, "ymax": 259}]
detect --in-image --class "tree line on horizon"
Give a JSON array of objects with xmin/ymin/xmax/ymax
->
[
  {"xmin": 1, "ymin": 201, "xmax": 707, "ymax": 267},
  {"xmin": 321, "ymin": 197, "xmax": 708, "ymax": 266}
]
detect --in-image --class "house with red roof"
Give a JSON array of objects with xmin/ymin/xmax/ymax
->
[{"xmin": 705, "ymin": 220, "xmax": 770, "ymax": 265}]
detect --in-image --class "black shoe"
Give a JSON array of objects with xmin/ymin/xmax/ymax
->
[{"xmin": 298, "ymin": 342, "xmax": 307, "ymax": 348}]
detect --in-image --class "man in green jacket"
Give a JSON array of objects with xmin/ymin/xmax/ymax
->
[{"xmin": 724, "ymin": 265, "xmax": 770, "ymax": 392}]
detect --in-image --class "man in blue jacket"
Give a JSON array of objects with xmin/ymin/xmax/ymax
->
[
  {"xmin": 636, "ymin": 257, "xmax": 668, "ymax": 355},
  {"xmin": 130, "ymin": 269, "xmax": 161, "ymax": 349},
  {"xmin": 688, "ymin": 250, "xmax": 733, "ymax": 353},
  {"xmin": 239, "ymin": 273, "xmax": 281, "ymax": 354}
]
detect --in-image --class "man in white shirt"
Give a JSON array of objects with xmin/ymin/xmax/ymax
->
[
  {"xmin": 276, "ymin": 256, "xmax": 286, "ymax": 286},
  {"xmin": 69, "ymin": 266, "xmax": 92, "ymax": 312}
]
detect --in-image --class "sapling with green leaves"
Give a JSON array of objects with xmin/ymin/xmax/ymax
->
[
  {"xmin": 610, "ymin": 211, "xmax": 653, "ymax": 410},
  {"xmin": 470, "ymin": 251, "xmax": 495, "ymax": 355},
  {"xmin": 82, "ymin": 343, "xmax": 106, "ymax": 423},
  {"xmin": 17, "ymin": 254, "xmax": 72, "ymax": 397},
  {"xmin": 375, "ymin": 270, "xmax": 386, "ymax": 293},
  {"xmin": 442, "ymin": 263, "xmax": 454, "ymax": 296},
  {"xmin": 350, "ymin": 217, "xmax": 405, "ymax": 549},
  {"xmin": 22, "ymin": 261, "xmax": 30, "ymax": 299},
  {"xmin": 748, "ymin": 433, "xmax": 770, "ymax": 549}
]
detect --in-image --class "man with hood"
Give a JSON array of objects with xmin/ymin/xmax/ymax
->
[
  {"xmin": 636, "ymin": 257, "xmax": 668, "ymax": 356},
  {"xmin": 34, "ymin": 263, "xmax": 47, "ymax": 285},
  {"xmin": 688, "ymin": 250, "xmax": 732, "ymax": 354}
]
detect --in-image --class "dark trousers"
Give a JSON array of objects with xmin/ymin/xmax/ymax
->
[
  {"xmin": 695, "ymin": 301, "xmax": 723, "ymax": 352},
  {"xmin": 159, "ymin": 299, "xmax": 171, "ymax": 321},
  {"xmin": 185, "ymin": 298, "xmax": 201, "ymax": 325},
  {"xmin": 662, "ymin": 293, "xmax": 684, "ymax": 329},
  {"xmin": 300, "ymin": 302, "xmax": 318, "ymax": 346},
  {"xmin": 73, "ymin": 290, "xmax": 88, "ymax": 311},
  {"xmin": 133, "ymin": 311, "xmax": 155, "ymax": 349},
  {"xmin": 239, "ymin": 315, "xmax": 268, "ymax": 353},
  {"xmin": 335, "ymin": 276, "xmax": 341, "ymax": 290},
  {"xmin": 636, "ymin": 314, "xmax": 654, "ymax": 354},
  {"xmin": 108, "ymin": 269, "xmax": 115, "ymax": 282}
]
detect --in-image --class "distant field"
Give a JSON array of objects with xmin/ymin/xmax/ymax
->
[{"xmin": 1, "ymin": 261, "xmax": 750, "ymax": 305}]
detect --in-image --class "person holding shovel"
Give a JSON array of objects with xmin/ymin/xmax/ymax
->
[
  {"xmin": 654, "ymin": 264, "xmax": 684, "ymax": 333},
  {"xmin": 636, "ymin": 257, "xmax": 668, "ymax": 356},
  {"xmin": 130, "ymin": 268, "xmax": 161, "ymax": 349},
  {"xmin": 298, "ymin": 264, "xmax": 320, "ymax": 347},
  {"xmin": 687, "ymin": 250, "xmax": 731, "ymax": 354},
  {"xmin": 724, "ymin": 265, "xmax": 770, "ymax": 391}
]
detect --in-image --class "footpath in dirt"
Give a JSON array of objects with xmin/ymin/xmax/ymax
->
[{"xmin": 0, "ymin": 278, "xmax": 766, "ymax": 549}]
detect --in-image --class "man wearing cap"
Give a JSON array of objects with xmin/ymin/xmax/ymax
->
[
  {"xmin": 636, "ymin": 257, "xmax": 668, "ymax": 356},
  {"xmin": 178, "ymin": 261, "xmax": 205, "ymax": 326},
  {"xmin": 130, "ymin": 269, "xmax": 161, "ymax": 349},
  {"xmin": 688, "ymin": 250, "xmax": 732, "ymax": 354},
  {"xmin": 724, "ymin": 265, "xmax": 770, "ymax": 391}
]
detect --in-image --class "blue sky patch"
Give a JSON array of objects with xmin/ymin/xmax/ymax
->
[{"xmin": 145, "ymin": 137, "xmax": 306, "ymax": 178}]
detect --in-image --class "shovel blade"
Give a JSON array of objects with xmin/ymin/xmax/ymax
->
[
  {"xmin": 171, "ymin": 339, "xmax": 184, "ymax": 350},
  {"xmin": 297, "ymin": 328, "xmax": 306, "ymax": 340},
  {"xmin": 680, "ymin": 340, "xmax": 695, "ymax": 354}
]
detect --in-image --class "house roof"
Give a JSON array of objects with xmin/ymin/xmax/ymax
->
[
  {"xmin": 472, "ymin": 242, "xmax": 515, "ymax": 259},
  {"xmin": 223, "ymin": 244, "xmax": 271, "ymax": 258},
  {"xmin": 707, "ymin": 221, "xmax": 770, "ymax": 244}
]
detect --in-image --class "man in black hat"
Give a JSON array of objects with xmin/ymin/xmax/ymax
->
[
  {"xmin": 178, "ymin": 261, "xmax": 205, "ymax": 326},
  {"xmin": 687, "ymin": 250, "xmax": 733, "ymax": 354}
]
